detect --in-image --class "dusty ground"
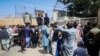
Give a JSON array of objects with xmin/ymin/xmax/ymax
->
[{"xmin": 0, "ymin": 46, "xmax": 52, "ymax": 56}]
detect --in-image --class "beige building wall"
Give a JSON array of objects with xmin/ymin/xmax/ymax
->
[{"xmin": 0, "ymin": 17, "xmax": 37, "ymax": 26}]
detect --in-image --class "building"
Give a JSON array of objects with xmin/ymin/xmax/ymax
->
[
  {"xmin": 52, "ymin": 9, "xmax": 97, "ymax": 26},
  {"xmin": 53, "ymin": 9, "xmax": 67, "ymax": 22}
]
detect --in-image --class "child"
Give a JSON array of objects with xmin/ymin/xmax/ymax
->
[{"xmin": 73, "ymin": 41, "xmax": 88, "ymax": 56}]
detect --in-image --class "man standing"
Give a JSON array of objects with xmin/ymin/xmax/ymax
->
[
  {"xmin": 0, "ymin": 27, "xmax": 1, "ymax": 51},
  {"xmin": 23, "ymin": 12, "xmax": 32, "ymax": 25},
  {"xmin": 44, "ymin": 14, "xmax": 50, "ymax": 26},
  {"xmin": 36, "ymin": 14, "xmax": 43, "ymax": 27},
  {"xmin": 7, "ymin": 26, "xmax": 13, "ymax": 46},
  {"xmin": 51, "ymin": 26, "xmax": 59, "ymax": 56},
  {"xmin": 83, "ymin": 22, "xmax": 92, "ymax": 47},
  {"xmin": 41, "ymin": 23, "xmax": 49, "ymax": 53},
  {"xmin": 86, "ymin": 23, "xmax": 100, "ymax": 56},
  {"xmin": 25, "ymin": 24, "xmax": 32, "ymax": 48}
]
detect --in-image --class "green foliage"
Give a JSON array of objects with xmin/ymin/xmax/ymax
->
[
  {"xmin": 57, "ymin": 0, "xmax": 70, "ymax": 4},
  {"xmin": 58, "ymin": 0, "xmax": 100, "ymax": 17}
]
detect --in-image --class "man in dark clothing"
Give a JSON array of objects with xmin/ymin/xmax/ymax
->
[
  {"xmin": 73, "ymin": 41, "xmax": 88, "ymax": 56},
  {"xmin": 83, "ymin": 22, "xmax": 92, "ymax": 47},
  {"xmin": 52, "ymin": 29, "xmax": 59, "ymax": 42},
  {"xmin": 25, "ymin": 25, "xmax": 32, "ymax": 48},
  {"xmin": 83, "ymin": 22, "xmax": 91, "ymax": 34},
  {"xmin": 31, "ymin": 26, "xmax": 38, "ymax": 48},
  {"xmin": 18, "ymin": 26, "xmax": 26, "ymax": 53},
  {"xmin": 44, "ymin": 14, "xmax": 49, "ymax": 26},
  {"xmin": 36, "ymin": 14, "xmax": 43, "ymax": 27},
  {"xmin": 51, "ymin": 26, "xmax": 59, "ymax": 56},
  {"xmin": 86, "ymin": 23, "xmax": 100, "ymax": 56}
]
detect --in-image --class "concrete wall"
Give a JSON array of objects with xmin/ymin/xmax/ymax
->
[
  {"xmin": 52, "ymin": 16, "xmax": 97, "ymax": 26},
  {"xmin": 0, "ymin": 17, "xmax": 37, "ymax": 26}
]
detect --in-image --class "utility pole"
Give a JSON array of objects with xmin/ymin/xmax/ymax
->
[
  {"xmin": 15, "ymin": 5, "xmax": 17, "ymax": 17},
  {"xmin": 34, "ymin": 7, "xmax": 36, "ymax": 18},
  {"xmin": 24, "ymin": 6, "xmax": 26, "ymax": 13}
]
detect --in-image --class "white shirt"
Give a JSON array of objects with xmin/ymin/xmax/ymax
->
[{"xmin": 24, "ymin": 14, "xmax": 31, "ymax": 23}]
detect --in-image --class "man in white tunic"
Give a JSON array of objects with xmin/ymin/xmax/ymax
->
[{"xmin": 23, "ymin": 12, "xmax": 32, "ymax": 25}]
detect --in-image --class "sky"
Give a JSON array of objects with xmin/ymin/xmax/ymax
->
[{"xmin": 0, "ymin": 0, "xmax": 64, "ymax": 18}]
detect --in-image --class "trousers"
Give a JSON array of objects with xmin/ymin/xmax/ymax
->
[
  {"xmin": 26, "ymin": 37, "xmax": 31, "ymax": 48},
  {"xmin": 52, "ymin": 42, "xmax": 57, "ymax": 56}
]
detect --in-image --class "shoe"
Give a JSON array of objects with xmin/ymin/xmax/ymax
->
[
  {"xmin": 7, "ymin": 47, "xmax": 11, "ymax": 51},
  {"xmin": 23, "ymin": 49, "xmax": 26, "ymax": 51},
  {"xmin": 21, "ymin": 50, "xmax": 23, "ymax": 53}
]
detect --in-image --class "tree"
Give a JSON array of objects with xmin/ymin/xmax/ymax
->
[
  {"xmin": 58, "ymin": 0, "xmax": 99, "ymax": 17},
  {"xmin": 97, "ymin": 0, "xmax": 100, "ymax": 24}
]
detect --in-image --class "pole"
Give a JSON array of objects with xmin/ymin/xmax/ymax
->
[
  {"xmin": 34, "ymin": 7, "xmax": 36, "ymax": 18},
  {"xmin": 24, "ymin": 6, "xmax": 26, "ymax": 13},
  {"xmin": 15, "ymin": 5, "xmax": 17, "ymax": 17}
]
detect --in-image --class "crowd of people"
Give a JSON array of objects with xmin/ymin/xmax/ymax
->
[{"xmin": 0, "ymin": 13, "xmax": 100, "ymax": 56}]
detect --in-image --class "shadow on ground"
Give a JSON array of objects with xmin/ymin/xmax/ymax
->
[{"xmin": 38, "ymin": 49, "xmax": 44, "ymax": 54}]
